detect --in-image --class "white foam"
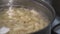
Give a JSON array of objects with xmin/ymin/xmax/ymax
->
[{"xmin": 0, "ymin": 27, "xmax": 10, "ymax": 34}]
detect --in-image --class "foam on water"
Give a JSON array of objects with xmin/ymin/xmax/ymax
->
[{"xmin": 7, "ymin": 0, "xmax": 14, "ymax": 18}]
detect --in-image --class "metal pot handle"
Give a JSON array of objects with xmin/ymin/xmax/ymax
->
[{"xmin": 51, "ymin": 24, "xmax": 60, "ymax": 34}]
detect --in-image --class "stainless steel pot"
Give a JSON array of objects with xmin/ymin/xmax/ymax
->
[
  {"xmin": 0, "ymin": 0, "xmax": 55, "ymax": 34},
  {"xmin": 34, "ymin": 0, "xmax": 53, "ymax": 4}
]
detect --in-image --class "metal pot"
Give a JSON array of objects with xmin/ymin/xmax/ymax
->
[
  {"xmin": 35, "ymin": 0, "xmax": 53, "ymax": 4},
  {"xmin": 0, "ymin": 0, "xmax": 55, "ymax": 34}
]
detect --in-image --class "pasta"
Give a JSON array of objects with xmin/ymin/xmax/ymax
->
[{"xmin": 0, "ymin": 7, "xmax": 50, "ymax": 34}]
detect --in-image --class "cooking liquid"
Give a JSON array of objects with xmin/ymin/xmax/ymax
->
[{"xmin": 0, "ymin": 0, "xmax": 50, "ymax": 34}]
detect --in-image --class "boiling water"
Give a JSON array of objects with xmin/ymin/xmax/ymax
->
[{"xmin": 0, "ymin": 0, "xmax": 50, "ymax": 34}]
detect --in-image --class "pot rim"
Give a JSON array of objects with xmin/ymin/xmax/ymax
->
[
  {"xmin": 30, "ymin": 0, "xmax": 56, "ymax": 33},
  {"xmin": 32, "ymin": 0, "xmax": 56, "ymax": 23}
]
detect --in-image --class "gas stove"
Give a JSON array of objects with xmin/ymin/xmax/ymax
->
[
  {"xmin": 51, "ymin": 16, "xmax": 60, "ymax": 34},
  {"xmin": 51, "ymin": 0, "xmax": 60, "ymax": 34},
  {"xmin": 43, "ymin": 0, "xmax": 60, "ymax": 34}
]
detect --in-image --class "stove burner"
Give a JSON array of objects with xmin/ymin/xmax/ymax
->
[{"xmin": 51, "ymin": 16, "xmax": 60, "ymax": 34}]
